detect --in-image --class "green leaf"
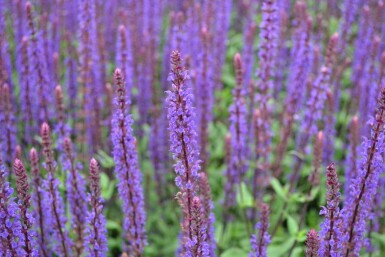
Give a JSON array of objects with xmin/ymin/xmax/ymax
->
[
  {"xmin": 287, "ymin": 215, "xmax": 298, "ymax": 236},
  {"xmin": 220, "ymin": 248, "xmax": 248, "ymax": 257},
  {"xmin": 270, "ymin": 178, "xmax": 287, "ymax": 201},
  {"xmin": 236, "ymin": 182, "xmax": 254, "ymax": 208},
  {"xmin": 267, "ymin": 238, "xmax": 296, "ymax": 257}
]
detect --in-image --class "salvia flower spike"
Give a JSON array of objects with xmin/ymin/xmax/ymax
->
[
  {"xmin": 84, "ymin": 158, "xmax": 108, "ymax": 257},
  {"xmin": 14, "ymin": 159, "xmax": 38, "ymax": 257},
  {"xmin": 249, "ymin": 203, "xmax": 270, "ymax": 257},
  {"xmin": 40, "ymin": 122, "xmax": 73, "ymax": 257},
  {"xmin": 111, "ymin": 68, "xmax": 146, "ymax": 255}
]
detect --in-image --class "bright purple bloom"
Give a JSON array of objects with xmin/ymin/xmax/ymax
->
[
  {"xmin": 40, "ymin": 123, "xmax": 73, "ymax": 257},
  {"xmin": 249, "ymin": 203, "xmax": 270, "ymax": 257},
  {"xmin": 199, "ymin": 173, "xmax": 216, "ymax": 256},
  {"xmin": 84, "ymin": 158, "xmax": 108, "ymax": 257},
  {"xmin": 0, "ymin": 84, "xmax": 17, "ymax": 173},
  {"xmin": 0, "ymin": 158, "xmax": 23, "ymax": 256},
  {"xmin": 253, "ymin": 0, "xmax": 279, "ymax": 161},
  {"xmin": 305, "ymin": 229, "xmax": 320, "ymax": 257},
  {"xmin": 63, "ymin": 137, "xmax": 87, "ymax": 256},
  {"xmin": 14, "ymin": 159, "xmax": 38, "ymax": 257},
  {"xmin": 111, "ymin": 69, "xmax": 146, "ymax": 255},
  {"xmin": 224, "ymin": 53, "xmax": 248, "ymax": 209},
  {"xmin": 19, "ymin": 37, "xmax": 35, "ymax": 144},
  {"xmin": 340, "ymin": 86, "xmax": 385, "ymax": 256},
  {"xmin": 25, "ymin": 2, "xmax": 52, "ymax": 123},
  {"xmin": 29, "ymin": 148, "xmax": 50, "ymax": 257},
  {"xmin": 166, "ymin": 50, "xmax": 202, "ymax": 251},
  {"xmin": 319, "ymin": 163, "xmax": 342, "ymax": 257}
]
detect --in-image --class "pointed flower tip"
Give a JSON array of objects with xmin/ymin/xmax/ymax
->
[
  {"xmin": 40, "ymin": 122, "xmax": 50, "ymax": 135},
  {"xmin": 234, "ymin": 53, "xmax": 242, "ymax": 66}
]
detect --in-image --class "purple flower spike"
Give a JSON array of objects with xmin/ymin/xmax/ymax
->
[
  {"xmin": 199, "ymin": 173, "xmax": 216, "ymax": 256},
  {"xmin": 319, "ymin": 163, "xmax": 342, "ymax": 257},
  {"xmin": 0, "ymin": 84, "xmax": 17, "ymax": 173},
  {"xmin": 249, "ymin": 203, "xmax": 270, "ymax": 257},
  {"xmin": 14, "ymin": 159, "xmax": 38, "ymax": 257},
  {"xmin": 184, "ymin": 197, "xmax": 209, "ymax": 257},
  {"xmin": 166, "ymin": 50, "xmax": 202, "ymax": 252},
  {"xmin": 84, "ymin": 158, "xmax": 108, "ymax": 257},
  {"xmin": 25, "ymin": 2, "xmax": 51, "ymax": 123},
  {"xmin": 63, "ymin": 137, "xmax": 87, "ymax": 256},
  {"xmin": 40, "ymin": 123, "xmax": 73, "ymax": 257},
  {"xmin": 111, "ymin": 69, "xmax": 146, "ymax": 255},
  {"xmin": 0, "ymin": 159, "xmax": 22, "ymax": 256},
  {"xmin": 341, "ymin": 86, "xmax": 385, "ymax": 256},
  {"xmin": 29, "ymin": 148, "xmax": 50, "ymax": 257},
  {"xmin": 305, "ymin": 229, "xmax": 320, "ymax": 257},
  {"xmin": 20, "ymin": 36, "xmax": 35, "ymax": 144}
]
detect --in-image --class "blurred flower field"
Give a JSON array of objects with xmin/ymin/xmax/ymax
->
[{"xmin": 1, "ymin": 0, "xmax": 385, "ymax": 257}]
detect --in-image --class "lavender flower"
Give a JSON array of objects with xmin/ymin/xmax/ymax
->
[
  {"xmin": 29, "ymin": 148, "xmax": 50, "ymax": 257},
  {"xmin": 184, "ymin": 197, "xmax": 209, "ymax": 257},
  {"xmin": 249, "ymin": 203, "xmax": 270, "ymax": 257},
  {"xmin": 40, "ymin": 123, "xmax": 73, "ymax": 257},
  {"xmin": 199, "ymin": 173, "xmax": 216, "ymax": 256},
  {"xmin": 253, "ymin": 0, "xmax": 279, "ymax": 156},
  {"xmin": 166, "ymin": 50, "xmax": 201, "ymax": 250},
  {"xmin": 20, "ymin": 36, "xmax": 35, "ymax": 144},
  {"xmin": 111, "ymin": 69, "xmax": 146, "ymax": 255},
  {"xmin": 340, "ymin": 86, "xmax": 385, "ymax": 256},
  {"xmin": 319, "ymin": 163, "xmax": 342, "ymax": 257},
  {"xmin": 25, "ymin": 1, "xmax": 51, "ymax": 122},
  {"xmin": 0, "ymin": 158, "xmax": 22, "ymax": 256},
  {"xmin": 14, "ymin": 159, "xmax": 38, "ymax": 257},
  {"xmin": 84, "ymin": 158, "xmax": 108, "ymax": 257},
  {"xmin": 305, "ymin": 230, "xmax": 320, "ymax": 257},
  {"xmin": 344, "ymin": 116, "xmax": 359, "ymax": 198},
  {"xmin": 63, "ymin": 137, "xmax": 87, "ymax": 256},
  {"xmin": 0, "ymin": 84, "xmax": 17, "ymax": 173}
]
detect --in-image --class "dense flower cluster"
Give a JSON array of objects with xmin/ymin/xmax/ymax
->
[{"xmin": 1, "ymin": 1, "xmax": 385, "ymax": 256}]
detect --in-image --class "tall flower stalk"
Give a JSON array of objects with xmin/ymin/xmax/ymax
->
[
  {"xmin": 111, "ymin": 69, "xmax": 146, "ymax": 255},
  {"xmin": 84, "ymin": 158, "xmax": 108, "ymax": 257},
  {"xmin": 40, "ymin": 123, "xmax": 73, "ymax": 257},
  {"xmin": 249, "ymin": 203, "xmax": 270, "ymax": 257},
  {"xmin": 340, "ymin": 86, "xmax": 385, "ymax": 256},
  {"xmin": 63, "ymin": 137, "xmax": 87, "ymax": 256},
  {"xmin": 166, "ymin": 50, "xmax": 204, "ymax": 255},
  {"xmin": 14, "ymin": 159, "xmax": 38, "ymax": 257},
  {"xmin": 319, "ymin": 163, "xmax": 342, "ymax": 257},
  {"xmin": 29, "ymin": 148, "xmax": 50, "ymax": 257}
]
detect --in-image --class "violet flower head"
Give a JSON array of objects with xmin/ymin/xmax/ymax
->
[
  {"xmin": 166, "ymin": 50, "xmax": 200, "ymax": 192},
  {"xmin": 0, "ymin": 158, "xmax": 22, "ymax": 256},
  {"xmin": 116, "ymin": 25, "xmax": 134, "ymax": 100},
  {"xmin": 14, "ymin": 159, "xmax": 38, "ymax": 257},
  {"xmin": 184, "ymin": 196, "xmax": 209, "ymax": 257},
  {"xmin": 340, "ymin": 85, "xmax": 385, "ymax": 256},
  {"xmin": 199, "ymin": 172, "xmax": 216, "ymax": 256},
  {"xmin": 344, "ymin": 116, "xmax": 359, "ymax": 199},
  {"xmin": 84, "ymin": 158, "xmax": 108, "ymax": 257},
  {"xmin": 111, "ymin": 68, "xmax": 146, "ymax": 255},
  {"xmin": 229, "ymin": 53, "xmax": 248, "ymax": 180},
  {"xmin": 253, "ymin": 0, "xmax": 278, "ymax": 151},
  {"xmin": 63, "ymin": 137, "xmax": 87, "ymax": 256},
  {"xmin": 249, "ymin": 203, "xmax": 270, "ymax": 257},
  {"xmin": 20, "ymin": 36, "xmax": 35, "ymax": 144},
  {"xmin": 0, "ymin": 83, "xmax": 17, "ymax": 173},
  {"xmin": 305, "ymin": 229, "xmax": 320, "ymax": 257},
  {"xmin": 319, "ymin": 163, "xmax": 342, "ymax": 257},
  {"xmin": 29, "ymin": 148, "xmax": 50, "ymax": 257},
  {"xmin": 297, "ymin": 33, "xmax": 339, "ymax": 153},
  {"xmin": 308, "ymin": 131, "xmax": 324, "ymax": 187},
  {"xmin": 166, "ymin": 50, "xmax": 202, "ymax": 251},
  {"xmin": 40, "ymin": 123, "xmax": 73, "ymax": 257},
  {"xmin": 25, "ymin": 1, "xmax": 52, "ymax": 122}
]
